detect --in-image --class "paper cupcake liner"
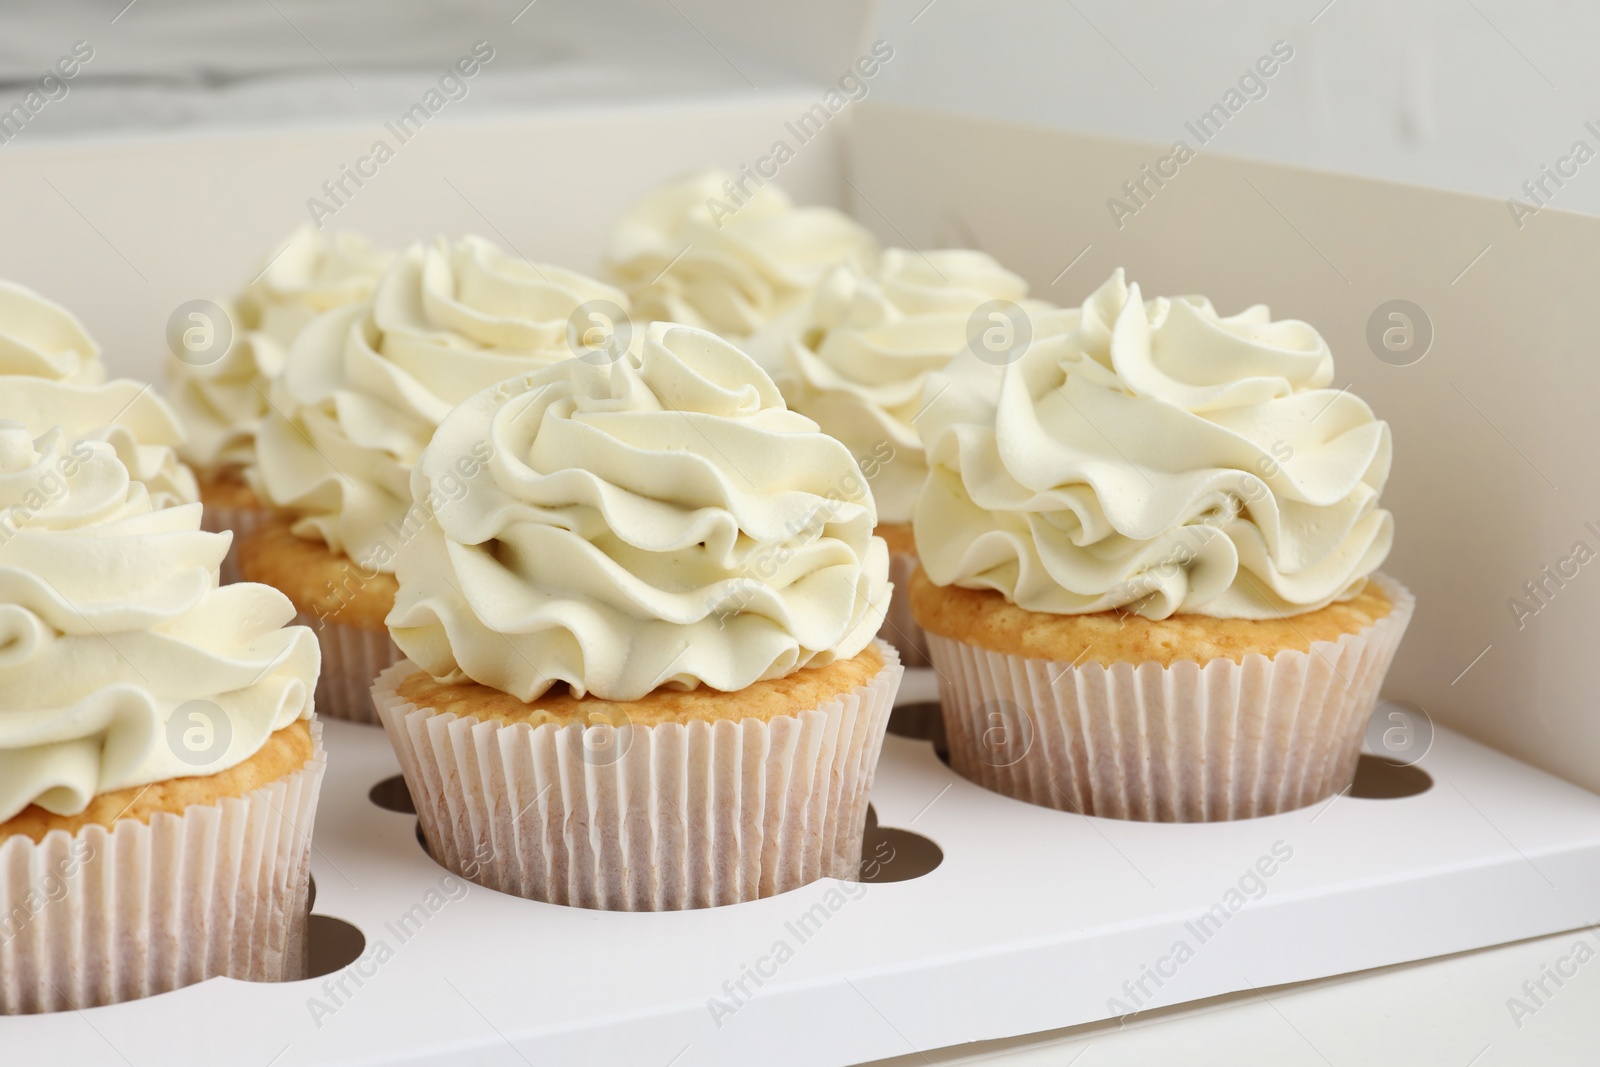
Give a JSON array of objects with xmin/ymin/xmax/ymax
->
[
  {"xmin": 297, "ymin": 614, "xmax": 403, "ymax": 725},
  {"xmin": 880, "ymin": 550, "xmax": 931, "ymax": 668},
  {"xmin": 928, "ymin": 575, "xmax": 1415, "ymax": 822},
  {"xmin": 201, "ymin": 502, "xmax": 272, "ymax": 586},
  {"xmin": 372, "ymin": 642, "xmax": 904, "ymax": 911},
  {"xmin": 0, "ymin": 721, "xmax": 326, "ymax": 1014}
]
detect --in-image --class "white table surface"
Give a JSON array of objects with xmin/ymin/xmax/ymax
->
[{"xmin": 864, "ymin": 927, "xmax": 1600, "ymax": 1065}]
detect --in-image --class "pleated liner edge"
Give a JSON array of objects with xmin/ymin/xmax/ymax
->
[
  {"xmin": 0, "ymin": 719, "xmax": 326, "ymax": 1014},
  {"xmin": 373, "ymin": 642, "xmax": 903, "ymax": 911},
  {"xmin": 881, "ymin": 549, "xmax": 931, "ymax": 669},
  {"xmin": 297, "ymin": 614, "xmax": 403, "ymax": 725},
  {"xmin": 929, "ymin": 574, "xmax": 1415, "ymax": 822}
]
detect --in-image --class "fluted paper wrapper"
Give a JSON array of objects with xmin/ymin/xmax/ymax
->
[
  {"xmin": 373, "ymin": 642, "xmax": 903, "ymax": 910},
  {"xmin": 929, "ymin": 576, "xmax": 1415, "ymax": 822},
  {"xmin": 201, "ymin": 502, "xmax": 272, "ymax": 586},
  {"xmin": 0, "ymin": 721, "xmax": 326, "ymax": 1014},
  {"xmin": 880, "ymin": 550, "xmax": 930, "ymax": 668},
  {"xmin": 298, "ymin": 614, "xmax": 403, "ymax": 724}
]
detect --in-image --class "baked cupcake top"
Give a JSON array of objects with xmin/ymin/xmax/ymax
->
[
  {"xmin": 166, "ymin": 226, "xmax": 392, "ymax": 474},
  {"xmin": 387, "ymin": 322, "xmax": 889, "ymax": 702},
  {"xmin": 603, "ymin": 169, "xmax": 880, "ymax": 339},
  {"xmin": 748, "ymin": 247, "xmax": 1039, "ymax": 526},
  {"xmin": 253, "ymin": 234, "xmax": 624, "ymax": 573},
  {"xmin": 0, "ymin": 420, "xmax": 319, "ymax": 824},
  {"xmin": 0, "ymin": 280, "xmax": 196, "ymax": 508},
  {"xmin": 914, "ymin": 269, "xmax": 1392, "ymax": 620}
]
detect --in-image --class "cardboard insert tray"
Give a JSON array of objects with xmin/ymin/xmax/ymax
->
[{"xmin": 8, "ymin": 667, "xmax": 1600, "ymax": 1067}]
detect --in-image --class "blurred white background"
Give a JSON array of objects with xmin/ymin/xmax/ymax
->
[{"xmin": 3, "ymin": 0, "xmax": 1597, "ymax": 216}]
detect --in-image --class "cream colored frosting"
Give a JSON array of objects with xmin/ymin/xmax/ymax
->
[
  {"xmin": 750, "ymin": 247, "xmax": 1036, "ymax": 525},
  {"xmin": 0, "ymin": 280, "xmax": 103, "ymax": 385},
  {"xmin": 239, "ymin": 225, "xmax": 393, "ymax": 345},
  {"xmin": 0, "ymin": 280, "xmax": 197, "ymax": 507},
  {"xmin": 166, "ymin": 227, "xmax": 392, "ymax": 473},
  {"xmin": 253, "ymin": 234, "xmax": 627, "ymax": 572},
  {"xmin": 388, "ymin": 322, "xmax": 890, "ymax": 702},
  {"xmin": 914, "ymin": 269, "xmax": 1393, "ymax": 620},
  {"xmin": 604, "ymin": 169, "xmax": 880, "ymax": 339},
  {"xmin": 0, "ymin": 421, "xmax": 318, "ymax": 823}
]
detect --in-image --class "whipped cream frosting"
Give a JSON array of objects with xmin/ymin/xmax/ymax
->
[
  {"xmin": 604, "ymin": 169, "xmax": 880, "ymax": 339},
  {"xmin": 239, "ymin": 225, "xmax": 394, "ymax": 344},
  {"xmin": 750, "ymin": 247, "xmax": 1036, "ymax": 526},
  {"xmin": 388, "ymin": 322, "xmax": 889, "ymax": 702},
  {"xmin": 0, "ymin": 280, "xmax": 102, "ymax": 385},
  {"xmin": 0, "ymin": 420, "xmax": 318, "ymax": 824},
  {"xmin": 254, "ymin": 234, "xmax": 627, "ymax": 572},
  {"xmin": 167, "ymin": 226, "xmax": 392, "ymax": 473},
  {"xmin": 0, "ymin": 280, "xmax": 197, "ymax": 507},
  {"xmin": 915, "ymin": 269, "xmax": 1393, "ymax": 620}
]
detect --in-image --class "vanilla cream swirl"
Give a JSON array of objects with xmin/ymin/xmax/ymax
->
[
  {"xmin": 914, "ymin": 269, "xmax": 1393, "ymax": 619},
  {"xmin": 253, "ymin": 234, "xmax": 625, "ymax": 572},
  {"xmin": 0, "ymin": 280, "xmax": 102, "ymax": 384},
  {"xmin": 167, "ymin": 227, "xmax": 392, "ymax": 473},
  {"xmin": 0, "ymin": 280, "xmax": 197, "ymax": 507},
  {"xmin": 388, "ymin": 322, "xmax": 889, "ymax": 701},
  {"xmin": 604, "ymin": 169, "xmax": 880, "ymax": 338},
  {"xmin": 752, "ymin": 248, "xmax": 1035, "ymax": 525},
  {"xmin": 0, "ymin": 421, "xmax": 318, "ymax": 823},
  {"xmin": 239, "ymin": 225, "xmax": 393, "ymax": 346}
]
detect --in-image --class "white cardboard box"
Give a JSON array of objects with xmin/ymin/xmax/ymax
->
[{"xmin": 2, "ymin": 98, "xmax": 1599, "ymax": 1065}]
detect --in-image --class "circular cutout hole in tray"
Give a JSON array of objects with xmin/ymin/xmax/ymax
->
[
  {"xmin": 887, "ymin": 701, "xmax": 942, "ymax": 742},
  {"xmin": 1349, "ymin": 753, "xmax": 1433, "ymax": 800},
  {"xmin": 369, "ymin": 774, "xmax": 416, "ymax": 814},
  {"xmin": 859, "ymin": 824, "xmax": 943, "ymax": 883},
  {"xmin": 303, "ymin": 915, "xmax": 366, "ymax": 979},
  {"xmin": 888, "ymin": 701, "xmax": 950, "ymax": 761}
]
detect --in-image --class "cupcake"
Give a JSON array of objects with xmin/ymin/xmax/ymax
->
[
  {"xmin": 0, "ymin": 420, "xmax": 322, "ymax": 1013},
  {"xmin": 166, "ymin": 226, "xmax": 392, "ymax": 582},
  {"xmin": 603, "ymin": 168, "xmax": 879, "ymax": 339},
  {"xmin": 748, "ymin": 247, "xmax": 1049, "ymax": 667},
  {"xmin": 241, "ymin": 234, "xmax": 627, "ymax": 721},
  {"xmin": 375, "ymin": 322, "xmax": 900, "ymax": 910},
  {"xmin": 0, "ymin": 280, "xmax": 196, "ymax": 508},
  {"xmin": 913, "ymin": 269, "xmax": 1411, "ymax": 821}
]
